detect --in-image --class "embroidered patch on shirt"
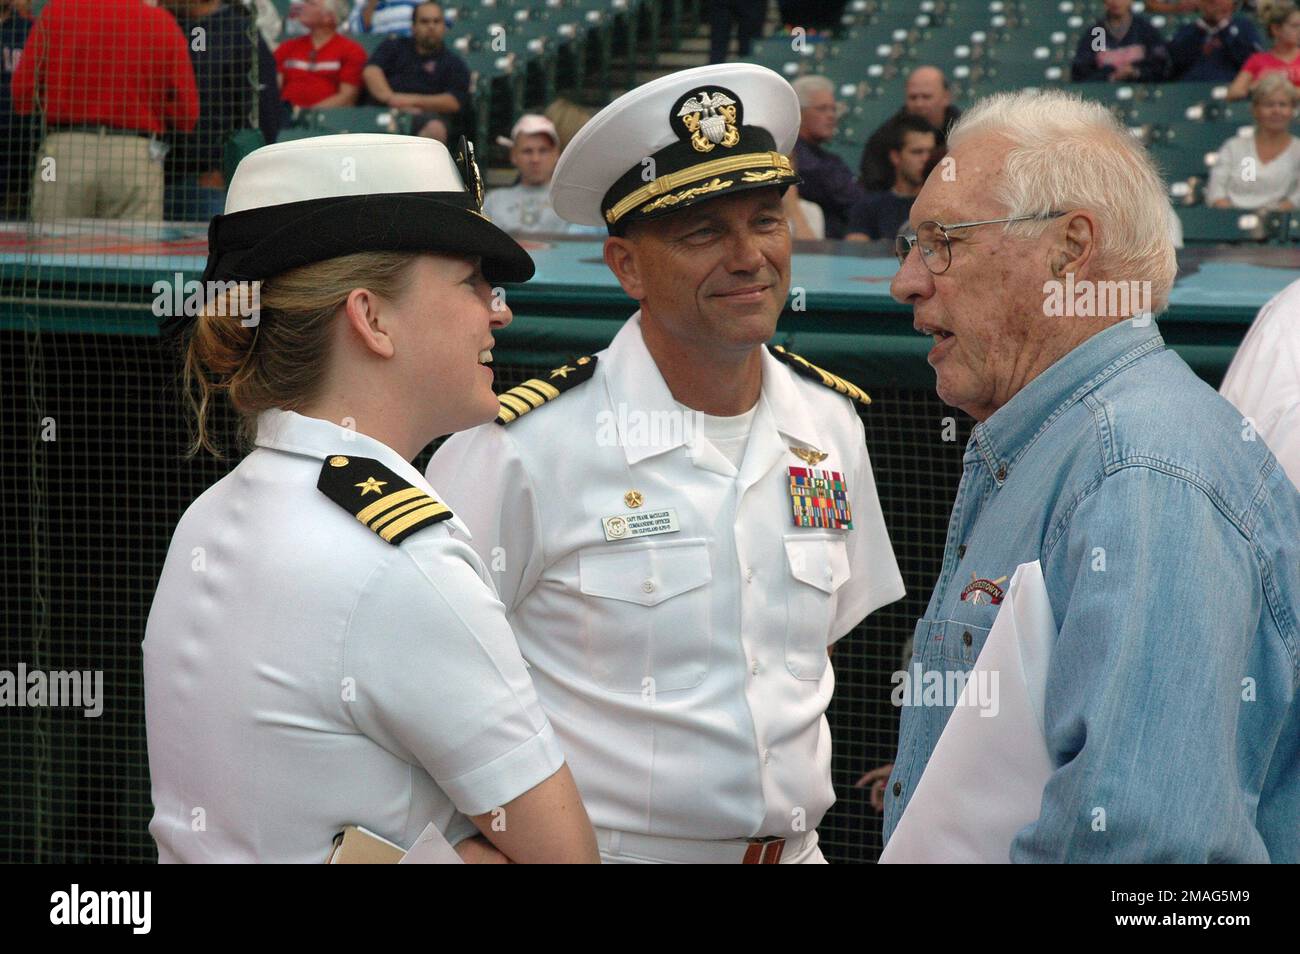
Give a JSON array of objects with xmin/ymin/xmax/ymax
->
[
  {"xmin": 960, "ymin": 574, "xmax": 1007, "ymax": 606},
  {"xmin": 788, "ymin": 466, "xmax": 853, "ymax": 530}
]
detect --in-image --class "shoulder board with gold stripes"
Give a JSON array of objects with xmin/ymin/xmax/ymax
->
[
  {"xmin": 495, "ymin": 355, "xmax": 598, "ymax": 425},
  {"xmin": 317, "ymin": 455, "xmax": 452, "ymax": 546},
  {"xmin": 768, "ymin": 345, "xmax": 871, "ymax": 407}
]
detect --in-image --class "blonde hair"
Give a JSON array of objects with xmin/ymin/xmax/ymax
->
[
  {"xmin": 946, "ymin": 89, "xmax": 1177, "ymax": 313},
  {"xmin": 183, "ymin": 251, "xmax": 420, "ymax": 457},
  {"xmin": 1252, "ymin": 70, "xmax": 1300, "ymax": 105},
  {"xmin": 544, "ymin": 97, "xmax": 598, "ymax": 153}
]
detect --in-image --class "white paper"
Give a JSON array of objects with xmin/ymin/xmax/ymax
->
[
  {"xmin": 398, "ymin": 823, "xmax": 465, "ymax": 864},
  {"xmin": 879, "ymin": 560, "xmax": 1057, "ymax": 863}
]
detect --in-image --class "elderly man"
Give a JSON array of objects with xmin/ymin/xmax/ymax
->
[
  {"xmin": 428, "ymin": 63, "xmax": 905, "ymax": 864},
  {"xmin": 859, "ymin": 66, "xmax": 961, "ymax": 192},
  {"xmin": 792, "ymin": 74, "xmax": 865, "ymax": 238},
  {"xmin": 887, "ymin": 88, "xmax": 1300, "ymax": 862},
  {"xmin": 275, "ymin": 0, "xmax": 367, "ymax": 110}
]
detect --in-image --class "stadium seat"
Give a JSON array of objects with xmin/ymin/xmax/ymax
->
[{"xmin": 1176, "ymin": 205, "xmax": 1279, "ymax": 244}]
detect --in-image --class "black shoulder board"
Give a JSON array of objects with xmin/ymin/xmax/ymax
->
[
  {"xmin": 769, "ymin": 345, "xmax": 871, "ymax": 407},
  {"xmin": 317, "ymin": 455, "xmax": 452, "ymax": 546},
  {"xmin": 495, "ymin": 355, "xmax": 598, "ymax": 425}
]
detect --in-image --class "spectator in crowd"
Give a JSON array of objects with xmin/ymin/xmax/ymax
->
[
  {"xmin": 482, "ymin": 114, "xmax": 568, "ymax": 235},
  {"xmin": 1168, "ymin": 0, "xmax": 1262, "ymax": 82},
  {"xmin": 792, "ymin": 74, "xmax": 865, "ymax": 239},
  {"xmin": 1227, "ymin": 0, "xmax": 1300, "ymax": 98},
  {"xmin": 349, "ymin": 0, "xmax": 418, "ymax": 36},
  {"xmin": 362, "ymin": 1, "xmax": 468, "ymax": 142},
  {"xmin": 0, "ymin": 0, "xmax": 32, "ymax": 218},
  {"xmin": 1206, "ymin": 72, "xmax": 1300, "ymax": 209},
  {"xmin": 276, "ymin": 0, "xmax": 366, "ymax": 111},
  {"xmin": 1071, "ymin": 0, "xmax": 1171, "ymax": 83},
  {"xmin": 707, "ymin": 0, "xmax": 765, "ymax": 64},
  {"xmin": 12, "ymin": 0, "xmax": 199, "ymax": 221},
  {"xmin": 162, "ymin": 0, "xmax": 281, "ymax": 222},
  {"xmin": 859, "ymin": 66, "xmax": 960, "ymax": 192},
  {"xmin": 1219, "ymin": 276, "xmax": 1300, "ymax": 491},
  {"xmin": 845, "ymin": 114, "xmax": 935, "ymax": 242},
  {"xmin": 888, "ymin": 87, "xmax": 1300, "ymax": 863}
]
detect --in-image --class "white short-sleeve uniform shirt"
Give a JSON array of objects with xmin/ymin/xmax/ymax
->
[
  {"xmin": 144, "ymin": 409, "xmax": 565, "ymax": 862},
  {"xmin": 1220, "ymin": 277, "xmax": 1300, "ymax": 491},
  {"xmin": 426, "ymin": 315, "xmax": 905, "ymax": 840}
]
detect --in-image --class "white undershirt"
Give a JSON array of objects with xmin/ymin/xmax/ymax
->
[{"xmin": 681, "ymin": 401, "xmax": 759, "ymax": 470}]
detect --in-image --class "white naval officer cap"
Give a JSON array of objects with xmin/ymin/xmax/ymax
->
[
  {"xmin": 549, "ymin": 63, "xmax": 802, "ymax": 234},
  {"xmin": 190, "ymin": 134, "xmax": 533, "ymax": 334}
]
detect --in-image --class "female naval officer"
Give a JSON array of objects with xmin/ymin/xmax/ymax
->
[{"xmin": 143, "ymin": 133, "xmax": 598, "ymax": 863}]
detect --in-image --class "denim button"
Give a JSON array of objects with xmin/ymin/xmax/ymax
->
[
  {"xmin": 963, "ymin": 631, "xmax": 973, "ymax": 646},
  {"xmin": 892, "ymin": 781, "xmax": 902, "ymax": 798},
  {"xmin": 957, "ymin": 544, "xmax": 966, "ymax": 559}
]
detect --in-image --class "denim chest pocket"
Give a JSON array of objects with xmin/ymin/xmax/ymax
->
[
  {"xmin": 784, "ymin": 534, "xmax": 851, "ymax": 680},
  {"xmin": 578, "ymin": 538, "xmax": 712, "ymax": 693},
  {"xmin": 915, "ymin": 615, "xmax": 994, "ymax": 668}
]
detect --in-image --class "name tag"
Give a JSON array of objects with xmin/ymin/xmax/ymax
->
[{"xmin": 601, "ymin": 508, "xmax": 680, "ymax": 542}]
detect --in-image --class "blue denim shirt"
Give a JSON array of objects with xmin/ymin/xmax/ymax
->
[{"xmin": 882, "ymin": 318, "xmax": 1300, "ymax": 862}]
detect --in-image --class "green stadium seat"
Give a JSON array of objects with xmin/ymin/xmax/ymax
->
[
  {"xmin": 1176, "ymin": 206, "xmax": 1278, "ymax": 244},
  {"xmin": 1146, "ymin": 138, "xmax": 1214, "ymax": 182},
  {"xmin": 295, "ymin": 105, "xmax": 412, "ymax": 135},
  {"xmin": 353, "ymin": 31, "xmax": 390, "ymax": 56}
]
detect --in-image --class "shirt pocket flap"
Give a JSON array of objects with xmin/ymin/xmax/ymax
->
[
  {"xmin": 579, "ymin": 540, "xmax": 712, "ymax": 607},
  {"xmin": 784, "ymin": 535, "xmax": 851, "ymax": 595}
]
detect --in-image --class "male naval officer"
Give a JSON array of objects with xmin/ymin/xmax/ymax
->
[{"xmin": 427, "ymin": 64, "xmax": 905, "ymax": 864}]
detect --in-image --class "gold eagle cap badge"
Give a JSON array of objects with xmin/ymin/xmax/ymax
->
[{"xmin": 673, "ymin": 87, "xmax": 742, "ymax": 153}]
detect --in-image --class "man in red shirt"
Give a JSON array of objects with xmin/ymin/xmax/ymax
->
[
  {"xmin": 276, "ymin": 0, "xmax": 365, "ymax": 110},
  {"xmin": 11, "ymin": 0, "xmax": 198, "ymax": 220}
]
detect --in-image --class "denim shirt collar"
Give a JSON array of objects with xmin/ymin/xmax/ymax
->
[{"xmin": 968, "ymin": 318, "xmax": 1167, "ymax": 484}]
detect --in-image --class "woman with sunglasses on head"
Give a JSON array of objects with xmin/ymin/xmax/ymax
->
[{"xmin": 143, "ymin": 133, "xmax": 598, "ymax": 863}]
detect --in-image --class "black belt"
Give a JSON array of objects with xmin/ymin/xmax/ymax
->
[{"xmin": 47, "ymin": 123, "xmax": 152, "ymax": 138}]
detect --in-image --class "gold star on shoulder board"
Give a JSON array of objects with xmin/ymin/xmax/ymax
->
[
  {"xmin": 790, "ymin": 446, "xmax": 828, "ymax": 466},
  {"xmin": 550, "ymin": 364, "xmax": 576, "ymax": 379},
  {"xmin": 355, "ymin": 477, "xmax": 387, "ymax": 496}
]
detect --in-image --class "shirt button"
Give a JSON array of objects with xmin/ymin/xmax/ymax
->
[
  {"xmin": 641, "ymin": 579, "xmax": 655, "ymax": 594},
  {"xmin": 751, "ymin": 659, "xmax": 760, "ymax": 675},
  {"xmin": 745, "ymin": 567, "xmax": 754, "ymax": 582},
  {"xmin": 962, "ymin": 631, "xmax": 973, "ymax": 647},
  {"xmin": 763, "ymin": 749, "xmax": 771, "ymax": 764},
  {"xmin": 957, "ymin": 544, "xmax": 967, "ymax": 559},
  {"xmin": 892, "ymin": 781, "xmax": 902, "ymax": 798}
]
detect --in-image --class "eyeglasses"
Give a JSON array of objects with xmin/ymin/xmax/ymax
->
[{"xmin": 894, "ymin": 212, "xmax": 1068, "ymax": 274}]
